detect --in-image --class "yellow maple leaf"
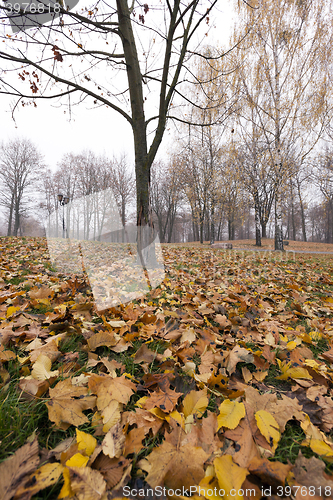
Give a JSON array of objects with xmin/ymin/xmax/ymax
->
[
  {"xmin": 255, "ymin": 410, "xmax": 280, "ymax": 451},
  {"xmin": 214, "ymin": 455, "xmax": 248, "ymax": 500},
  {"xmin": 217, "ymin": 400, "xmax": 246, "ymax": 430},
  {"xmin": 31, "ymin": 354, "xmax": 59, "ymax": 381},
  {"xmin": 76, "ymin": 429, "xmax": 97, "ymax": 456}
]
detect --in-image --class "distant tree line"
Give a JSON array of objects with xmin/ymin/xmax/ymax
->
[{"xmin": 0, "ymin": 136, "xmax": 333, "ymax": 244}]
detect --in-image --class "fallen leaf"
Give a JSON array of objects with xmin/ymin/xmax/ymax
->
[
  {"xmin": 226, "ymin": 346, "xmax": 254, "ymax": 375},
  {"xmin": 0, "ymin": 438, "xmax": 39, "ymax": 500},
  {"xmin": 68, "ymin": 466, "xmax": 107, "ymax": 499},
  {"xmin": 182, "ymin": 389, "xmax": 208, "ymax": 418},
  {"xmin": 217, "ymin": 400, "xmax": 246, "ymax": 430},
  {"xmin": 123, "ymin": 427, "xmax": 147, "ymax": 456},
  {"xmin": 255, "ymin": 410, "xmax": 280, "ymax": 452},
  {"xmin": 46, "ymin": 378, "xmax": 96, "ymax": 429},
  {"xmin": 144, "ymin": 441, "xmax": 209, "ymax": 489},
  {"xmin": 31, "ymin": 353, "xmax": 59, "ymax": 380},
  {"xmin": 14, "ymin": 462, "xmax": 64, "ymax": 498},
  {"xmin": 87, "ymin": 331, "xmax": 117, "ymax": 351},
  {"xmin": 102, "ymin": 423, "xmax": 125, "ymax": 459},
  {"xmin": 214, "ymin": 455, "xmax": 248, "ymax": 500},
  {"xmin": 248, "ymin": 456, "xmax": 291, "ymax": 487},
  {"xmin": 66, "ymin": 452, "xmax": 89, "ymax": 468},
  {"xmin": 144, "ymin": 388, "xmax": 182, "ymax": 413},
  {"xmin": 76, "ymin": 429, "xmax": 97, "ymax": 456},
  {"xmin": 91, "ymin": 453, "xmax": 130, "ymax": 489}
]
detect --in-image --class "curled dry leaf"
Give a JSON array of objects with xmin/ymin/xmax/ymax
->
[{"xmin": 31, "ymin": 353, "xmax": 59, "ymax": 380}]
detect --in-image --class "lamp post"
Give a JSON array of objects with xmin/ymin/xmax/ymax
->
[{"xmin": 57, "ymin": 194, "xmax": 70, "ymax": 238}]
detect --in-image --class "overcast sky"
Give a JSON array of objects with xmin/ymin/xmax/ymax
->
[{"xmin": 0, "ymin": 2, "xmax": 235, "ymax": 173}]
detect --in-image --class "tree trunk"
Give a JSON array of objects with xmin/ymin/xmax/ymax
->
[
  {"xmin": 7, "ymin": 193, "xmax": 14, "ymax": 236},
  {"xmin": 210, "ymin": 202, "xmax": 215, "ymax": 245},
  {"xmin": 13, "ymin": 204, "xmax": 20, "ymax": 236},
  {"xmin": 290, "ymin": 183, "xmax": 296, "ymax": 241},
  {"xmin": 261, "ymin": 222, "xmax": 267, "ymax": 238},
  {"xmin": 167, "ymin": 207, "xmax": 176, "ymax": 243},
  {"xmin": 274, "ymin": 188, "xmax": 284, "ymax": 250},
  {"xmin": 254, "ymin": 191, "xmax": 261, "ymax": 247},
  {"xmin": 228, "ymin": 216, "xmax": 235, "ymax": 240},
  {"xmin": 117, "ymin": 0, "xmax": 155, "ymax": 268},
  {"xmin": 200, "ymin": 219, "xmax": 204, "ymax": 244},
  {"xmin": 296, "ymin": 177, "xmax": 307, "ymax": 242}
]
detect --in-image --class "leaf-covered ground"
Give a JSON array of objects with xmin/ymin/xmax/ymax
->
[{"xmin": 1, "ymin": 237, "xmax": 333, "ymax": 499}]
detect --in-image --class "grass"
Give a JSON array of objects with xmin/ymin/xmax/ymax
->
[
  {"xmin": 271, "ymin": 421, "xmax": 306, "ymax": 465},
  {"xmin": 43, "ymin": 262, "xmax": 57, "ymax": 272},
  {"xmin": 265, "ymin": 364, "xmax": 292, "ymax": 391},
  {"xmin": 6, "ymin": 276, "xmax": 27, "ymax": 285},
  {"xmin": 26, "ymin": 304, "xmax": 53, "ymax": 315},
  {"xmin": 272, "ymin": 421, "xmax": 333, "ymax": 474},
  {"xmin": 308, "ymin": 338, "xmax": 330, "ymax": 359},
  {"xmin": 0, "ymin": 362, "xmax": 50, "ymax": 463}
]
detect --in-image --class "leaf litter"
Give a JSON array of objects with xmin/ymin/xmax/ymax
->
[{"xmin": 1, "ymin": 237, "xmax": 333, "ymax": 498}]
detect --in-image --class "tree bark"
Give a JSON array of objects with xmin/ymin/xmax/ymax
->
[
  {"xmin": 254, "ymin": 190, "xmax": 261, "ymax": 246},
  {"xmin": 210, "ymin": 200, "xmax": 215, "ymax": 245},
  {"xmin": 296, "ymin": 177, "xmax": 307, "ymax": 242},
  {"xmin": 117, "ymin": 0, "xmax": 155, "ymax": 268},
  {"xmin": 261, "ymin": 222, "xmax": 267, "ymax": 238},
  {"xmin": 7, "ymin": 192, "xmax": 14, "ymax": 236},
  {"xmin": 274, "ymin": 188, "xmax": 284, "ymax": 250}
]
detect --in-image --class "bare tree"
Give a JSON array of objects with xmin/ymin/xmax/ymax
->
[
  {"xmin": 0, "ymin": 138, "xmax": 43, "ymax": 236},
  {"xmin": 231, "ymin": 0, "xmax": 332, "ymax": 249},
  {"xmin": 0, "ymin": 0, "xmax": 222, "ymax": 265},
  {"xmin": 151, "ymin": 159, "xmax": 183, "ymax": 243},
  {"xmin": 110, "ymin": 154, "xmax": 135, "ymax": 229}
]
